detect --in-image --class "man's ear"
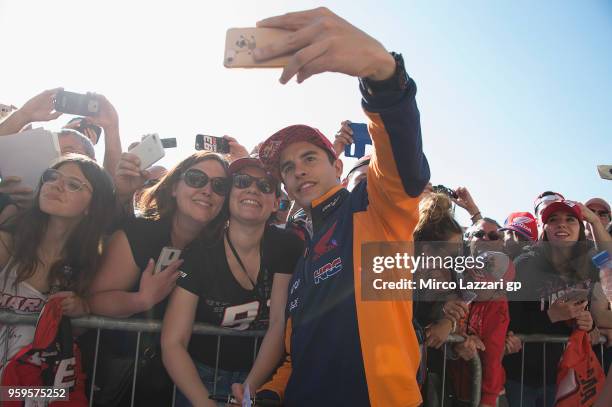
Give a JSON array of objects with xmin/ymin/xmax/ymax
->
[{"xmin": 334, "ymin": 159, "xmax": 343, "ymax": 180}]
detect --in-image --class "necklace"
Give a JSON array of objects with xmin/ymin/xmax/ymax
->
[{"xmin": 225, "ymin": 229, "xmax": 261, "ymax": 290}]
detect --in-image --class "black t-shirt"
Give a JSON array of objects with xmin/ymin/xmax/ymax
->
[
  {"xmin": 178, "ymin": 225, "xmax": 304, "ymax": 371},
  {"xmin": 122, "ymin": 217, "xmax": 200, "ymax": 320}
]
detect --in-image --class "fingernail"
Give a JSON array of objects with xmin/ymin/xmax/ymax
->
[{"xmin": 253, "ymin": 48, "xmax": 263, "ymax": 59}]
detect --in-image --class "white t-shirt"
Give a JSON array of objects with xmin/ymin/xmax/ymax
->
[{"xmin": 0, "ymin": 262, "xmax": 47, "ymax": 374}]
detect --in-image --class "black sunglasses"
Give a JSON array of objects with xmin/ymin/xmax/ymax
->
[
  {"xmin": 180, "ymin": 168, "xmax": 229, "ymax": 196},
  {"xmin": 232, "ymin": 174, "xmax": 276, "ymax": 194},
  {"xmin": 472, "ymin": 229, "xmax": 501, "ymax": 241},
  {"xmin": 278, "ymin": 199, "xmax": 291, "ymax": 211}
]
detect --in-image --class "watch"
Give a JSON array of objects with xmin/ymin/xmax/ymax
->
[{"xmin": 360, "ymin": 52, "xmax": 409, "ymax": 95}]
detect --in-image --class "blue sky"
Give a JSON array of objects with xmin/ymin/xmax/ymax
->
[{"xmin": 1, "ymin": 0, "xmax": 610, "ymax": 225}]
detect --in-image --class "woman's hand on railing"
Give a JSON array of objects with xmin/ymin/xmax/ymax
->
[
  {"xmin": 453, "ymin": 334, "xmax": 485, "ymax": 361},
  {"xmin": 48, "ymin": 291, "xmax": 90, "ymax": 317},
  {"xmin": 425, "ymin": 318, "xmax": 454, "ymax": 349},
  {"xmin": 504, "ymin": 330, "xmax": 522, "ymax": 355}
]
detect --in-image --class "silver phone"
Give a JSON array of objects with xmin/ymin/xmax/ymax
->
[{"xmin": 154, "ymin": 247, "xmax": 182, "ymax": 274}]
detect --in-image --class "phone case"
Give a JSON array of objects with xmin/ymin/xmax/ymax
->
[
  {"xmin": 597, "ymin": 165, "xmax": 612, "ymax": 180},
  {"xmin": 161, "ymin": 138, "xmax": 177, "ymax": 148},
  {"xmin": 54, "ymin": 90, "xmax": 99, "ymax": 116},
  {"xmin": 154, "ymin": 247, "xmax": 182, "ymax": 274},
  {"xmin": 129, "ymin": 134, "xmax": 165, "ymax": 170},
  {"xmin": 196, "ymin": 135, "xmax": 230, "ymax": 153},
  {"xmin": 224, "ymin": 28, "xmax": 292, "ymax": 68},
  {"xmin": 344, "ymin": 123, "xmax": 372, "ymax": 158}
]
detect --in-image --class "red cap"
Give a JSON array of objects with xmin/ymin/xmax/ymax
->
[
  {"xmin": 541, "ymin": 200, "xmax": 583, "ymax": 224},
  {"xmin": 228, "ymin": 157, "xmax": 269, "ymax": 176},
  {"xmin": 499, "ymin": 212, "xmax": 538, "ymax": 241},
  {"xmin": 259, "ymin": 125, "xmax": 337, "ymax": 179}
]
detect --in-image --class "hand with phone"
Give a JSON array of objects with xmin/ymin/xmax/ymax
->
[
  {"xmin": 138, "ymin": 257, "xmax": 183, "ymax": 310},
  {"xmin": 252, "ymin": 7, "xmax": 396, "ymax": 84},
  {"xmin": 332, "ymin": 120, "xmax": 353, "ymax": 157},
  {"xmin": 0, "ymin": 175, "xmax": 34, "ymax": 208},
  {"xmin": 0, "ymin": 88, "xmax": 64, "ymax": 137},
  {"xmin": 113, "ymin": 152, "xmax": 151, "ymax": 202},
  {"xmin": 452, "ymin": 186, "xmax": 481, "ymax": 220},
  {"xmin": 442, "ymin": 299, "xmax": 469, "ymax": 322},
  {"xmin": 547, "ymin": 297, "xmax": 589, "ymax": 323},
  {"xmin": 223, "ymin": 135, "xmax": 249, "ymax": 162}
]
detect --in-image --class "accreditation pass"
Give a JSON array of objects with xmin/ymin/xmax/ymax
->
[{"xmin": 0, "ymin": 386, "xmax": 68, "ymax": 402}]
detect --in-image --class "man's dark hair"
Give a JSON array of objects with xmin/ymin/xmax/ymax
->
[{"xmin": 482, "ymin": 217, "xmax": 501, "ymax": 228}]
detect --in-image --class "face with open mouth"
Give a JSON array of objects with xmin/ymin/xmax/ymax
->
[
  {"xmin": 229, "ymin": 166, "xmax": 277, "ymax": 225},
  {"xmin": 544, "ymin": 210, "xmax": 580, "ymax": 246}
]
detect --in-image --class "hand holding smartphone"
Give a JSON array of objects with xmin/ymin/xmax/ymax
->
[
  {"xmin": 154, "ymin": 247, "xmax": 182, "ymax": 275},
  {"xmin": 344, "ymin": 123, "xmax": 372, "ymax": 158},
  {"xmin": 54, "ymin": 90, "xmax": 100, "ymax": 116},
  {"xmin": 129, "ymin": 134, "xmax": 165, "ymax": 170}
]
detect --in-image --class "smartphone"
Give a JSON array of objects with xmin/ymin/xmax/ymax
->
[
  {"xmin": 561, "ymin": 288, "xmax": 589, "ymax": 303},
  {"xmin": 195, "ymin": 134, "xmax": 230, "ymax": 154},
  {"xmin": 129, "ymin": 134, "xmax": 165, "ymax": 170},
  {"xmin": 224, "ymin": 27, "xmax": 292, "ymax": 68},
  {"xmin": 54, "ymin": 90, "xmax": 99, "ymax": 116},
  {"xmin": 461, "ymin": 291, "xmax": 478, "ymax": 305},
  {"xmin": 154, "ymin": 247, "xmax": 182, "ymax": 274},
  {"xmin": 161, "ymin": 138, "xmax": 177, "ymax": 148},
  {"xmin": 344, "ymin": 123, "xmax": 372, "ymax": 158},
  {"xmin": 597, "ymin": 165, "xmax": 612, "ymax": 180}
]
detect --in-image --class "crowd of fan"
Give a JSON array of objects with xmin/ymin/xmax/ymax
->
[{"xmin": 1, "ymin": 8, "xmax": 611, "ymax": 407}]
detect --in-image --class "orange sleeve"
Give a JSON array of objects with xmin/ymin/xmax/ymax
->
[{"xmin": 257, "ymin": 318, "xmax": 293, "ymax": 401}]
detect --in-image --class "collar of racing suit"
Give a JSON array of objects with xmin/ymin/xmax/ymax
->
[{"xmin": 310, "ymin": 185, "xmax": 349, "ymax": 233}]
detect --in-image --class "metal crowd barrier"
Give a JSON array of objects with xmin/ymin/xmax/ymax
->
[
  {"xmin": 0, "ymin": 311, "xmax": 495, "ymax": 407},
  {"xmin": 0, "ymin": 311, "xmax": 265, "ymax": 407},
  {"xmin": 513, "ymin": 334, "xmax": 608, "ymax": 407}
]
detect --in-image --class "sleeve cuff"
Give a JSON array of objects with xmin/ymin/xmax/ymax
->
[
  {"xmin": 255, "ymin": 389, "xmax": 281, "ymax": 401},
  {"xmin": 359, "ymin": 77, "xmax": 416, "ymax": 112}
]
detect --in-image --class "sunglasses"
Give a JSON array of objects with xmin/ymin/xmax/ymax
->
[
  {"xmin": 232, "ymin": 174, "xmax": 276, "ymax": 194},
  {"xmin": 278, "ymin": 199, "xmax": 291, "ymax": 211},
  {"xmin": 42, "ymin": 168, "xmax": 92, "ymax": 193},
  {"xmin": 472, "ymin": 229, "xmax": 501, "ymax": 241},
  {"xmin": 180, "ymin": 168, "xmax": 229, "ymax": 196}
]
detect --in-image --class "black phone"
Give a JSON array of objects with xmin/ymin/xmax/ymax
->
[
  {"xmin": 195, "ymin": 134, "xmax": 230, "ymax": 153},
  {"xmin": 161, "ymin": 138, "xmax": 177, "ymax": 148},
  {"xmin": 433, "ymin": 184, "xmax": 458, "ymax": 199},
  {"xmin": 54, "ymin": 90, "xmax": 99, "ymax": 116}
]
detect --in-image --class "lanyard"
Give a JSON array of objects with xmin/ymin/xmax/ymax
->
[{"xmin": 225, "ymin": 228, "xmax": 262, "ymax": 290}]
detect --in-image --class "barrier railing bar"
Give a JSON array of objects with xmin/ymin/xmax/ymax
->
[
  {"xmin": 130, "ymin": 331, "xmax": 141, "ymax": 407},
  {"xmin": 88, "ymin": 328, "xmax": 101, "ymax": 407}
]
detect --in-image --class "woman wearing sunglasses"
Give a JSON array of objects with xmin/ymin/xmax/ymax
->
[
  {"xmin": 0, "ymin": 155, "xmax": 115, "ymax": 372},
  {"xmin": 162, "ymin": 157, "xmax": 303, "ymax": 407},
  {"xmin": 88, "ymin": 151, "xmax": 230, "ymax": 407},
  {"xmin": 504, "ymin": 200, "xmax": 612, "ymax": 407}
]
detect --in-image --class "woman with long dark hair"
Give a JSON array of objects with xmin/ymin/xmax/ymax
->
[
  {"xmin": 0, "ymin": 155, "xmax": 115, "ymax": 372},
  {"xmin": 504, "ymin": 200, "xmax": 611, "ymax": 407}
]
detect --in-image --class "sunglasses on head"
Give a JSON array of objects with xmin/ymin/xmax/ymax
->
[
  {"xmin": 180, "ymin": 168, "xmax": 229, "ymax": 195},
  {"xmin": 42, "ymin": 168, "xmax": 92, "ymax": 193},
  {"xmin": 278, "ymin": 199, "xmax": 291, "ymax": 211},
  {"xmin": 472, "ymin": 229, "xmax": 501, "ymax": 241},
  {"xmin": 232, "ymin": 174, "xmax": 276, "ymax": 194}
]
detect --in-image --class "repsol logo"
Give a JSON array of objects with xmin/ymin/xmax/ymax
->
[{"xmin": 313, "ymin": 257, "xmax": 342, "ymax": 285}]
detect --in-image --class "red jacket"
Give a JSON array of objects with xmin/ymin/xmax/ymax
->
[
  {"xmin": 1, "ymin": 298, "xmax": 87, "ymax": 406},
  {"xmin": 450, "ymin": 298, "xmax": 509, "ymax": 405}
]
